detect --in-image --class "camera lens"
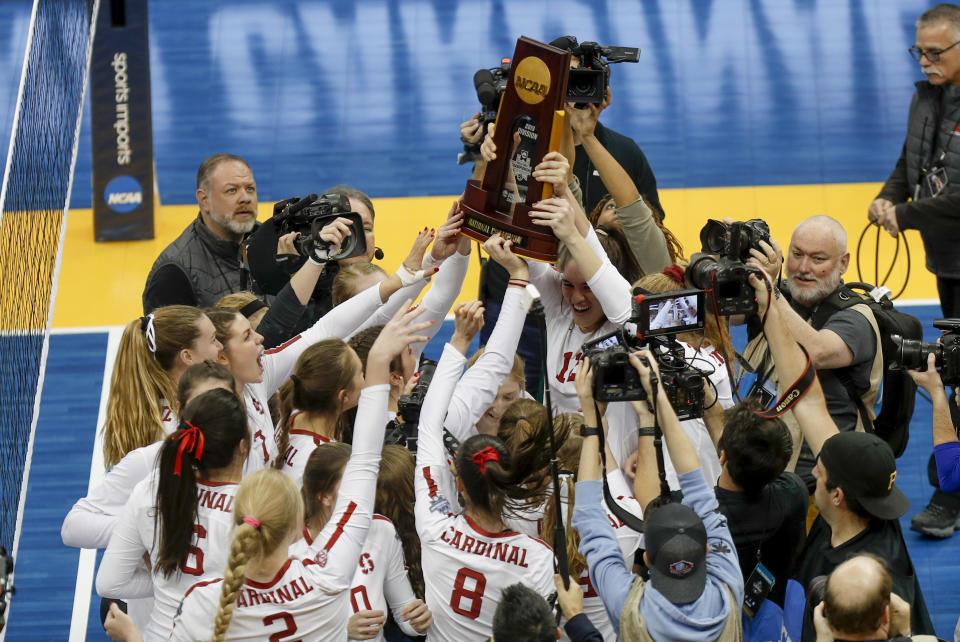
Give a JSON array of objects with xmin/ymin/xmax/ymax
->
[
  {"xmin": 686, "ymin": 254, "xmax": 720, "ymax": 290},
  {"xmin": 699, "ymin": 220, "xmax": 729, "ymax": 254},
  {"xmin": 893, "ymin": 336, "xmax": 942, "ymax": 370}
]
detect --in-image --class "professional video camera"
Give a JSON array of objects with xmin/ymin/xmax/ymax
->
[
  {"xmin": 582, "ymin": 289, "xmax": 707, "ymax": 420},
  {"xmin": 275, "ymin": 193, "xmax": 367, "ymax": 263},
  {"xmin": 556, "ymin": 36, "xmax": 640, "ymax": 106},
  {"xmin": 685, "ymin": 219, "xmax": 771, "ymax": 316},
  {"xmin": 245, "ymin": 192, "xmax": 367, "ymax": 296},
  {"xmin": 891, "ymin": 318, "xmax": 960, "ymax": 386},
  {"xmin": 460, "ymin": 59, "xmax": 512, "ymax": 165}
]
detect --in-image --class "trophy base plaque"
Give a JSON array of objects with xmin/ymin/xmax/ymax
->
[{"xmin": 460, "ymin": 179, "xmax": 560, "ymax": 263}]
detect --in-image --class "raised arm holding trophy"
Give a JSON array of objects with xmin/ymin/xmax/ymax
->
[{"xmin": 459, "ymin": 36, "xmax": 572, "ymax": 262}]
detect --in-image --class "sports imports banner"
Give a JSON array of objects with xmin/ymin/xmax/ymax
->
[{"xmin": 91, "ymin": 0, "xmax": 155, "ymax": 241}]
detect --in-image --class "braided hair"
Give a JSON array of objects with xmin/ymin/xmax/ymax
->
[{"xmin": 211, "ymin": 469, "xmax": 303, "ymax": 642}]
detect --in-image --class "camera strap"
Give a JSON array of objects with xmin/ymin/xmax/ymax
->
[
  {"xmin": 531, "ymin": 299, "xmax": 570, "ymax": 590},
  {"xmin": 593, "ymin": 399, "xmax": 648, "ymax": 534},
  {"xmin": 752, "ymin": 343, "xmax": 816, "ymax": 418}
]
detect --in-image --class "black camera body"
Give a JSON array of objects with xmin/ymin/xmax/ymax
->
[
  {"xmin": 685, "ymin": 218, "xmax": 771, "ymax": 316},
  {"xmin": 385, "ymin": 359, "xmax": 438, "ymax": 453},
  {"xmin": 246, "ymin": 192, "xmax": 368, "ymax": 296},
  {"xmin": 582, "ymin": 287, "xmax": 708, "ymax": 421},
  {"xmin": 277, "ymin": 193, "xmax": 367, "ymax": 263},
  {"xmin": 568, "ymin": 41, "xmax": 640, "ymax": 106},
  {"xmin": 892, "ymin": 318, "xmax": 960, "ymax": 386},
  {"xmin": 686, "ymin": 253, "xmax": 763, "ymax": 316},
  {"xmin": 460, "ymin": 60, "xmax": 511, "ymax": 165},
  {"xmin": 699, "ymin": 219, "xmax": 770, "ymax": 263}
]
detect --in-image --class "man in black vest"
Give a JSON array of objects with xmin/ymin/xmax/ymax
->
[
  {"xmin": 868, "ymin": 4, "xmax": 960, "ymax": 538},
  {"xmin": 143, "ymin": 153, "xmax": 260, "ymax": 313}
]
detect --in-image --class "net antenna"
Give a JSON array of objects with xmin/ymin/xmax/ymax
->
[{"xmin": 0, "ymin": 1, "xmax": 100, "ymax": 634}]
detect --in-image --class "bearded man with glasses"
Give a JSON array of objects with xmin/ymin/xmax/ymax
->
[{"xmin": 869, "ymin": 4, "xmax": 960, "ymax": 541}]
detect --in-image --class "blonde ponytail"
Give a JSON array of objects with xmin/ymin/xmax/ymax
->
[
  {"xmin": 211, "ymin": 469, "xmax": 303, "ymax": 641},
  {"xmin": 102, "ymin": 306, "xmax": 205, "ymax": 468}
]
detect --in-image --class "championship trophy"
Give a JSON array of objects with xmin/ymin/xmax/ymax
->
[{"xmin": 459, "ymin": 36, "xmax": 571, "ymax": 263}]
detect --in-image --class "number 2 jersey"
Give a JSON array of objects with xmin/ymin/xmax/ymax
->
[
  {"xmin": 171, "ymin": 385, "xmax": 391, "ymax": 641},
  {"xmin": 416, "ymin": 344, "xmax": 555, "ymax": 641},
  {"xmin": 289, "ymin": 514, "xmax": 420, "ymax": 642}
]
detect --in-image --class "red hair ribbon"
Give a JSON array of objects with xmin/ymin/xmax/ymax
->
[
  {"xmin": 242, "ymin": 516, "xmax": 261, "ymax": 529},
  {"xmin": 172, "ymin": 421, "xmax": 205, "ymax": 476},
  {"xmin": 472, "ymin": 446, "xmax": 501, "ymax": 474},
  {"xmin": 662, "ymin": 264, "xmax": 684, "ymax": 285}
]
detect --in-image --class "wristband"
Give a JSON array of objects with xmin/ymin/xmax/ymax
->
[
  {"xmin": 580, "ymin": 425, "xmax": 601, "ymax": 438},
  {"xmin": 422, "ymin": 252, "xmax": 444, "ymax": 270},
  {"xmin": 637, "ymin": 426, "xmax": 656, "ymax": 438},
  {"xmin": 308, "ymin": 255, "xmax": 326, "ymax": 266}
]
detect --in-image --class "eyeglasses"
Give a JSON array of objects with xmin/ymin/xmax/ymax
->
[{"xmin": 909, "ymin": 40, "xmax": 960, "ymax": 62}]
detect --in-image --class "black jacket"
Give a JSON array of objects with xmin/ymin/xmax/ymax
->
[{"xmin": 882, "ymin": 81, "xmax": 960, "ymax": 278}]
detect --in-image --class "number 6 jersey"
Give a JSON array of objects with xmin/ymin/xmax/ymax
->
[{"xmin": 415, "ymin": 344, "xmax": 555, "ymax": 641}]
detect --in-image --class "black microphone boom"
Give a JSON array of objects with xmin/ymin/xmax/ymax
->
[{"xmin": 374, "ymin": 247, "xmax": 384, "ymax": 260}]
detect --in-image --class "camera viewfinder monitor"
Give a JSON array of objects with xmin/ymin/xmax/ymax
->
[{"xmin": 636, "ymin": 289, "xmax": 705, "ymax": 337}]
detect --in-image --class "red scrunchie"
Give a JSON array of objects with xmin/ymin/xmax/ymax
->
[
  {"xmin": 472, "ymin": 446, "xmax": 501, "ymax": 474},
  {"xmin": 662, "ymin": 264, "xmax": 684, "ymax": 285},
  {"xmin": 172, "ymin": 421, "xmax": 205, "ymax": 476}
]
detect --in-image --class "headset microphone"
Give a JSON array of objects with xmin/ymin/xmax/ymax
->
[{"xmin": 374, "ymin": 247, "xmax": 384, "ymax": 260}]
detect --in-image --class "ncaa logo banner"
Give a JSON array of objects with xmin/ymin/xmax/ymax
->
[{"xmin": 91, "ymin": 0, "xmax": 155, "ymax": 241}]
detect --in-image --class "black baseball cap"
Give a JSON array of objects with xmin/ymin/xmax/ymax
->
[
  {"xmin": 644, "ymin": 502, "xmax": 707, "ymax": 604},
  {"xmin": 819, "ymin": 432, "xmax": 909, "ymax": 520}
]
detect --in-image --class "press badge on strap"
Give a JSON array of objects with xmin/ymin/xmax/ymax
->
[{"xmin": 743, "ymin": 562, "xmax": 775, "ymax": 619}]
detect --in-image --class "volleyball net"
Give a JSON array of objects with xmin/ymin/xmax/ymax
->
[{"xmin": 0, "ymin": 0, "xmax": 97, "ymax": 560}]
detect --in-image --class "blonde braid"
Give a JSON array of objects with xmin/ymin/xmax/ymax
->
[{"xmin": 211, "ymin": 524, "xmax": 260, "ymax": 642}]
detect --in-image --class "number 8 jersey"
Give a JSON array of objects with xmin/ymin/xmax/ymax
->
[{"xmin": 415, "ymin": 344, "xmax": 555, "ymax": 641}]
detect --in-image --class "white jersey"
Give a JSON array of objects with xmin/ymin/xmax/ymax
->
[
  {"xmin": 173, "ymin": 384, "xmax": 392, "ymax": 642},
  {"xmin": 171, "ymin": 557, "xmax": 349, "ymax": 641},
  {"xmin": 96, "ymin": 474, "xmax": 239, "ymax": 641},
  {"xmin": 416, "ymin": 344, "xmax": 556, "ymax": 641},
  {"xmin": 278, "ymin": 425, "xmax": 333, "ymax": 488},
  {"xmin": 160, "ymin": 399, "xmax": 179, "ymax": 435},
  {"xmin": 528, "ymin": 227, "xmax": 632, "ymax": 415},
  {"xmin": 289, "ymin": 516, "xmax": 420, "ymax": 641},
  {"xmin": 443, "ymin": 284, "xmax": 533, "ymax": 443},
  {"xmin": 62, "ymin": 441, "xmax": 163, "ymax": 549},
  {"xmin": 244, "ymin": 283, "xmax": 386, "ymax": 474},
  {"xmin": 568, "ymin": 470, "xmax": 643, "ymax": 642}
]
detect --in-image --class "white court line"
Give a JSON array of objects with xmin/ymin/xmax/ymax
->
[{"xmin": 68, "ymin": 326, "xmax": 121, "ymax": 642}]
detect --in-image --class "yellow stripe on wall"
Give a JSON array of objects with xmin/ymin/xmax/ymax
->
[{"xmin": 54, "ymin": 182, "xmax": 936, "ymax": 328}]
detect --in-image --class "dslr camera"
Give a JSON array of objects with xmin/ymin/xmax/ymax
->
[
  {"xmin": 685, "ymin": 219, "xmax": 771, "ymax": 316},
  {"xmin": 385, "ymin": 359, "xmax": 461, "ymax": 458},
  {"xmin": 581, "ymin": 289, "xmax": 707, "ymax": 420},
  {"xmin": 555, "ymin": 36, "xmax": 640, "ymax": 106},
  {"xmin": 245, "ymin": 193, "xmax": 368, "ymax": 296},
  {"xmin": 460, "ymin": 59, "xmax": 512, "ymax": 165},
  {"xmin": 892, "ymin": 318, "xmax": 960, "ymax": 387}
]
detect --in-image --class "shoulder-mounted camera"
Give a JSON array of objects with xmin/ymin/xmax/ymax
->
[{"xmin": 245, "ymin": 193, "xmax": 368, "ymax": 296}]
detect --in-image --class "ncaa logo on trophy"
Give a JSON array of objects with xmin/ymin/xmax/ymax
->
[{"xmin": 459, "ymin": 36, "xmax": 571, "ymax": 263}]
